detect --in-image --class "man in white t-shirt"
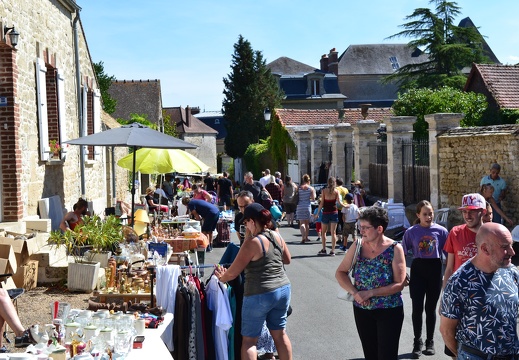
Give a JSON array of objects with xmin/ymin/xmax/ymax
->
[{"xmin": 259, "ymin": 169, "xmax": 273, "ymax": 187}]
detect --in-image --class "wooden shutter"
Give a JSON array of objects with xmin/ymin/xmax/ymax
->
[
  {"xmin": 36, "ymin": 58, "xmax": 49, "ymax": 161},
  {"xmin": 82, "ymin": 85, "xmax": 89, "ymax": 156}
]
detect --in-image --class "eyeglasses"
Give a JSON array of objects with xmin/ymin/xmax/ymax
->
[{"xmin": 359, "ymin": 225, "xmax": 374, "ymax": 231}]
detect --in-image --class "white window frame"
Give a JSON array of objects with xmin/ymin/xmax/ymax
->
[
  {"xmin": 56, "ymin": 68, "xmax": 67, "ymax": 158},
  {"xmin": 36, "ymin": 58, "xmax": 50, "ymax": 161},
  {"xmin": 92, "ymin": 88, "xmax": 101, "ymax": 158}
]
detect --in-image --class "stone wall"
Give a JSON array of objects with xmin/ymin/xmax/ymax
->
[
  {"xmin": 182, "ymin": 134, "xmax": 217, "ymax": 173},
  {"xmin": 2, "ymin": 0, "xmax": 110, "ymax": 219},
  {"xmin": 437, "ymin": 125, "xmax": 519, "ymax": 223}
]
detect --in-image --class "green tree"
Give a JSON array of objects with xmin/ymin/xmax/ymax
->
[
  {"xmin": 162, "ymin": 109, "xmax": 178, "ymax": 137},
  {"xmin": 222, "ymin": 35, "xmax": 283, "ymax": 159},
  {"xmin": 392, "ymin": 87, "xmax": 487, "ymax": 139},
  {"xmin": 117, "ymin": 113, "xmax": 157, "ymax": 129},
  {"xmin": 93, "ymin": 61, "xmax": 117, "ymax": 114},
  {"xmin": 385, "ymin": 0, "xmax": 489, "ymax": 90},
  {"xmin": 269, "ymin": 111, "xmax": 295, "ymax": 171}
]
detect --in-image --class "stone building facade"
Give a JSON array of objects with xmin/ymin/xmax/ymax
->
[
  {"xmin": 436, "ymin": 123, "xmax": 519, "ymax": 222},
  {"xmin": 0, "ymin": 0, "xmax": 124, "ymax": 221}
]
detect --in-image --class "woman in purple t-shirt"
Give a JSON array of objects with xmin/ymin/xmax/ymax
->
[{"xmin": 402, "ymin": 200, "xmax": 448, "ymax": 358}]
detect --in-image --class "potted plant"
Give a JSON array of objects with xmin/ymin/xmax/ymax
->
[
  {"xmin": 49, "ymin": 139, "xmax": 62, "ymax": 159},
  {"xmin": 48, "ymin": 215, "xmax": 123, "ymax": 292},
  {"xmin": 82, "ymin": 215, "xmax": 122, "ymax": 267}
]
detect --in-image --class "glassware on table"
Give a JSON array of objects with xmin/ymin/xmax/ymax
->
[{"xmin": 114, "ymin": 330, "xmax": 133, "ymax": 358}]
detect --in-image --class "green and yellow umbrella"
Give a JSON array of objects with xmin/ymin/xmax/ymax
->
[{"xmin": 117, "ymin": 148, "xmax": 210, "ymax": 174}]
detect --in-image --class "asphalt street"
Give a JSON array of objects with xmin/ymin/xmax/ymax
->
[{"xmin": 204, "ymin": 223, "xmax": 448, "ymax": 360}]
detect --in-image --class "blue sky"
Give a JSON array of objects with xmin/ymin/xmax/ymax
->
[{"xmin": 78, "ymin": 0, "xmax": 519, "ymax": 112}]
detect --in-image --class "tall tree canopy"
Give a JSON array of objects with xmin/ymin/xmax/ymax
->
[
  {"xmin": 222, "ymin": 35, "xmax": 283, "ymax": 159},
  {"xmin": 93, "ymin": 61, "xmax": 117, "ymax": 114},
  {"xmin": 385, "ymin": 0, "xmax": 489, "ymax": 90}
]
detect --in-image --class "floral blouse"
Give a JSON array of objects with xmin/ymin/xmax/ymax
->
[{"xmin": 353, "ymin": 242, "xmax": 403, "ymax": 310}]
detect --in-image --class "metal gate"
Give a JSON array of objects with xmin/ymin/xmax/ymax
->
[
  {"xmin": 402, "ymin": 139, "xmax": 430, "ymax": 205},
  {"xmin": 368, "ymin": 141, "xmax": 388, "ymax": 198}
]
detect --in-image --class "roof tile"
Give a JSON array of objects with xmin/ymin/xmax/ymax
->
[
  {"xmin": 277, "ymin": 108, "xmax": 392, "ymax": 127},
  {"xmin": 469, "ymin": 64, "xmax": 519, "ymax": 109}
]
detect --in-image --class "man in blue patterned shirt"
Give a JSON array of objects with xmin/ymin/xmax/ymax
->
[{"xmin": 440, "ymin": 222, "xmax": 519, "ymax": 359}]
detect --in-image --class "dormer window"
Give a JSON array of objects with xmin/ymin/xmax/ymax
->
[
  {"xmin": 311, "ymin": 80, "xmax": 320, "ymax": 96},
  {"xmin": 305, "ymin": 72, "xmax": 326, "ymax": 97},
  {"xmin": 389, "ymin": 56, "xmax": 400, "ymax": 70}
]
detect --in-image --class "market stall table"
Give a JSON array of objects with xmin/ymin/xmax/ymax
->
[{"xmin": 126, "ymin": 312, "xmax": 173, "ymax": 360}]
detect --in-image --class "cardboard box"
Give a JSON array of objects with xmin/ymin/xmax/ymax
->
[
  {"xmin": 0, "ymin": 272, "xmax": 17, "ymax": 290},
  {"xmin": 0, "ymin": 244, "xmax": 17, "ymax": 274},
  {"xmin": 0, "ymin": 236, "xmax": 31, "ymax": 266},
  {"xmin": 12, "ymin": 260, "xmax": 38, "ymax": 290}
]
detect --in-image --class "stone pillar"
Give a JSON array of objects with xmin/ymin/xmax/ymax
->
[
  {"xmin": 294, "ymin": 130, "xmax": 311, "ymax": 183},
  {"xmin": 352, "ymin": 120, "xmax": 379, "ymax": 192},
  {"xmin": 425, "ymin": 113, "xmax": 463, "ymax": 209},
  {"xmin": 386, "ymin": 116, "xmax": 416, "ymax": 203},
  {"xmin": 330, "ymin": 123, "xmax": 353, "ymax": 182},
  {"xmin": 309, "ymin": 127, "xmax": 332, "ymax": 183}
]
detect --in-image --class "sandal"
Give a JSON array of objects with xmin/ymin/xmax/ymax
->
[
  {"xmin": 329, "ymin": 251, "xmax": 336, "ymax": 257},
  {"xmin": 317, "ymin": 249, "xmax": 327, "ymax": 256},
  {"xmin": 300, "ymin": 239, "xmax": 306, "ymax": 244}
]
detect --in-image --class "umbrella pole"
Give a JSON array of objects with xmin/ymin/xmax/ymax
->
[
  {"xmin": 131, "ymin": 146, "xmax": 137, "ymax": 228},
  {"xmin": 158, "ymin": 174, "xmax": 163, "ymax": 218}
]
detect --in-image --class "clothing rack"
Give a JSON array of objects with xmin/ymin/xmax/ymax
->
[
  {"xmin": 179, "ymin": 263, "xmax": 231, "ymax": 269},
  {"xmin": 149, "ymin": 263, "xmax": 232, "ymax": 307}
]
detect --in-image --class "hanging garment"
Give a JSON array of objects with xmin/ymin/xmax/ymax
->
[
  {"xmin": 155, "ymin": 264, "xmax": 180, "ymax": 351},
  {"xmin": 206, "ymin": 275, "xmax": 233, "ymax": 360}
]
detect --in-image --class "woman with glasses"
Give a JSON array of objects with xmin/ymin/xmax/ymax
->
[
  {"xmin": 215, "ymin": 203, "xmax": 292, "ymax": 360},
  {"xmin": 336, "ymin": 206, "xmax": 406, "ymax": 360}
]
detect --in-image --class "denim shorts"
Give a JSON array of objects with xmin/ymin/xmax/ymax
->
[
  {"xmin": 321, "ymin": 212, "xmax": 339, "ymax": 224},
  {"xmin": 241, "ymin": 284, "xmax": 291, "ymax": 338}
]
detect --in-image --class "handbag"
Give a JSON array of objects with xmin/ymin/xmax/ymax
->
[
  {"xmin": 337, "ymin": 238, "xmax": 362, "ymax": 302},
  {"xmin": 292, "ymin": 187, "xmax": 299, "ymax": 204},
  {"xmin": 260, "ymin": 189, "xmax": 273, "ymax": 209}
]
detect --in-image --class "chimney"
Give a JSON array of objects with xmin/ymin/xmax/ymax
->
[
  {"xmin": 320, "ymin": 54, "xmax": 329, "ymax": 72},
  {"xmin": 328, "ymin": 48, "xmax": 339, "ymax": 75},
  {"xmin": 185, "ymin": 106, "xmax": 191, "ymax": 128}
]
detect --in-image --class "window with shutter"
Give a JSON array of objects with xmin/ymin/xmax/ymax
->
[
  {"xmin": 36, "ymin": 58, "xmax": 50, "ymax": 161},
  {"xmin": 57, "ymin": 69, "xmax": 68, "ymax": 158},
  {"xmin": 93, "ymin": 88, "xmax": 101, "ymax": 159},
  {"xmin": 81, "ymin": 85, "xmax": 92, "ymax": 159}
]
